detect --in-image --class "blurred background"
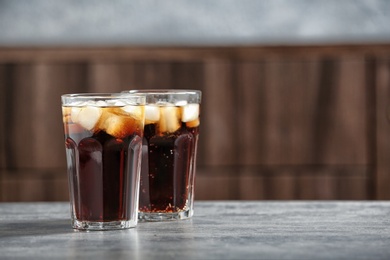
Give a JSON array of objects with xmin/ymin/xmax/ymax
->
[{"xmin": 1, "ymin": 0, "xmax": 390, "ymax": 201}]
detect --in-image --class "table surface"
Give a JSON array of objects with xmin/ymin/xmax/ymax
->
[{"xmin": 1, "ymin": 201, "xmax": 390, "ymax": 260}]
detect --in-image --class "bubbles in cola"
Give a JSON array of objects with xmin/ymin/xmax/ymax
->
[{"xmin": 139, "ymin": 102, "xmax": 200, "ymax": 215}]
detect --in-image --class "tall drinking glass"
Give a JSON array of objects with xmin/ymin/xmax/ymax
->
[
  {"xmin": 61, "ymin": 93, "xmax": 145, "ymax": 230},
  {"xmin": 126, "ymin": 90, "xmax": 201, "ymax": 221}
]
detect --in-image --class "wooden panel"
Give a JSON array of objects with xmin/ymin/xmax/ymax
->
[
  {"xmin": 202, "ymin": 61, "xmax": 238, "ymax": 166},
  {"xmin": 0, "ymin": 170, "xmax": 68, "ymax": 201},
  {"xmin": 375, "ymin": 57, "xmax": 390, "ymax": 199},
  {"xmin": 87, "ymin": 61, "xmax": 205, "ymax": 92},
  {"xmin": 32, "ymin": 63, "xmax": 88, "ymax": 168},
  {"xmin": 258, "ymin": 59, "xmax": 322, "ymax": 164},
  {"xmin": 132, "ymin": 62, "xmax": 173, "ymax": 89},
  {"xmin": 1, "ymin": 45, "xmax": 390, "ymax": 62},
  {"xmin": 196, "ymin": 166, "xmax": 369, "ymax": 200},
  {"xmin": 237, "ymin": 61, "xmax": 267, "ymax": 165},
  {"xmin": 170, "ymin": 62, "xmax": 204, "ymax": 90},
  {"xmin": 247, "ymin": 57, "xmax": 369, "ymax": 165},
  {"xmin": 88, "ymin": 62, "xmax": 136, "ymax": 92},
  {"xmin": 0, "ymin": 63, "xmax": 88, "ymax": 169},
  {"xmin": 0, "ymin": 64, "xmax": 11, "ymax": 169},
  {"xmin": 2, "ymin": 64, "xmax": 35, "ymax": 168},
  {"xmin": 1, "ymin": 45, "xmax": 390, "ymax": 201},
  {"xmin": 320, "ymin": 57, "xmax": 368, "ymax": 164}
]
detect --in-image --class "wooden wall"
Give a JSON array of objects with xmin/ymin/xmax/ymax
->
[{"xmin": 1, "ymin": 45, "xmax": 390, "ymax": 201}]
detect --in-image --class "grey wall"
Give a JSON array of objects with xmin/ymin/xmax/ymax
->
[{"xmin": 0, "ymin": 0, "xmax": 390, "ymax": 46}]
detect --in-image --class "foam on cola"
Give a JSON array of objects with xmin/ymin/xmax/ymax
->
[
  {"xmin": 62, "ymin": 97, "xmax": 144, "ymax": 227},
  {"xmin": 139, "ymin": 100, "xmax": 200, "ymax": 217}
]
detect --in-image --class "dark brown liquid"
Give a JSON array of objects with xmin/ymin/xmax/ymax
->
[
  {"xmin": 139, "ymin": 122, "xmax": 199, "ymax": 213},
  {"xmin": 65, "ymin": 130, "xmax": 142, "ymax": 222}
]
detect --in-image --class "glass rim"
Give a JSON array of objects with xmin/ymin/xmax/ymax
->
[
  {"xmin": 61, "ymin": 92, "xmax": 146, "ymax": 105},
  {"xmin": 123, "ymin": 89, "xmax": 201, "ymax": 104},
  {"xmin": 61, "ymin": 92, "xmax": 145, "ymax": 99},
  {"xmin": 125, "ymin": 89, "xmax": 201, "ymax": 95}
]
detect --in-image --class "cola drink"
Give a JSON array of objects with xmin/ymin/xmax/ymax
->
[
  {"xmin": 61, "ymin": 94, "xmax": 145, "ymax": 230},
  {"xmin": 127, "ymin": 90, "xmax": 201, "ymax": 221}
]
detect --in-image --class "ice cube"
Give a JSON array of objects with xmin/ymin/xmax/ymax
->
[
  {"xmin": 186, "ymin": 118, "xmax": 200, "ymax": 128},
  {"xmin": 175, "ymin": 100, "xmax": 187, "ymax": 107},
  {"xmin": 114, "ymin": 100, "xmax": 126, "ymax": 107},
  {"xmin": 99, "ymin": 112, "xmax": 139, "ymax": 138},
  {"xmin": 121, "ymin": 105, "xmax": 144, "ymax": 121},
  {"xmin": 96, "ymin": 100, "xmax": 107, "ymax": 107},
  {"xmin": 144, "ymin": 105, "xmax": 160, "ymax": 122},
  {"xmin": 86, "ymin": 100, "xmax": 97, "ymax": 106},
  {"xmin": 62, "ymin": 106, "xmax": 71, "ymax": 116},
  {"xmin": 63, "ymin": 114, "xmax": 71, "ymax": 124},
  {"xmin": 159, "ymin": 106, "xmax": 181, "ymax": 133},
  {"xmin": 75, "ymin": 106, "xmax": 102, "ymax": 130},
  {"xmin": 70, "ymin": 107, "xmax": 81, "ymax": 123},
  {"xmin": 181, "ymin": 104, "xmax": 199, "ymax": 122},
  {"xmin": 68, "ymin": 101, "xmax": 85, "ymax": 107},
  {"xmin": 62, "ymin": 107, "xmax": 72, "ymax": 123}
]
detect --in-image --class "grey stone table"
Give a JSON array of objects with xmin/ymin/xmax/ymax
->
[{"xmin": 1, "ymin": 201, "xmax": 390, "ymax": 260}]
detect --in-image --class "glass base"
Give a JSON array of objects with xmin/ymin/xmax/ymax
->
[
  {"xmin": 72, "ymin": 219, "xmax": 137, "ymax": 231},
  {"xmin": 138, "ymin": 209, "xmax": 193, "ymax": 221}
]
